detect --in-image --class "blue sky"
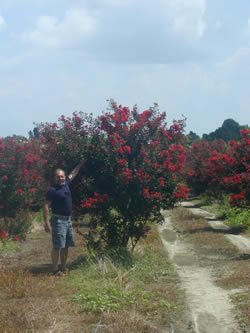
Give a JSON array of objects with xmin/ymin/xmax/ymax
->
[{"xmin": 0, "ymin": 0, "xmax": 250, "ymax": 137}]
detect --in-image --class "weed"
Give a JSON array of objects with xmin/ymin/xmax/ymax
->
[
  {"xmin": 0, "ymin": 239, "xmax": 20, "ymax": 253},
  {"xmin": 73, "ymin": 287, "xmax": 121, "ymax": 312},
  {"xmin": 224, "ymin": 207, "xmax": 250, "ymax": 230},
  {"xmin": 0, "ymin": 268, "xmax": 32, "ymax": 298}
]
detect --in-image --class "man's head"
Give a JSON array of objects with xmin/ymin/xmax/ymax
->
[{"xmin": 55, "ymin": 169, "xmax": 66, "ymax": 185}]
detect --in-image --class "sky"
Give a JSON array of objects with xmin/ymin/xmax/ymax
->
[{"xmin": 0, "ymin": 0, "xmax": 250, "ymax": 138}]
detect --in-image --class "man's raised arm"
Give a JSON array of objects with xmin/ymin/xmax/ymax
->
[{"xmin": 68, "ymin": 161, "xmax": 84, "ymax": 182}]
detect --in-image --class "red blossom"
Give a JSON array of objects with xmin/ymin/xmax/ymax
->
[
  {"xmin": 16, "ymin": 189, "xmax": 24, "ymax": 195},
  {"xmin": 83, "ymin": 202, "xmax": 92, "ymax": 208},
  {"xmin": 123, "ymin": 145, "xmax": 131, "ymax": 154},
  {"xmin": 0, "ymin": 229, "xmax": 8, "ymax": 239},
  {"xmin": 116, "ymin": 146, "xmax": 124, "ymax": 154},
  {"xmin": 118, "ymin": 159, "xmax": 127, "ymax": 167},
  {"xmin": 159, "ymin": 177, "xmax": 164, "ymax": 186}
]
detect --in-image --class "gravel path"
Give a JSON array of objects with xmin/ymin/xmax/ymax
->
[{"xmin": 159, "ymin": 207, "xmax": 247, "ymax": 333}]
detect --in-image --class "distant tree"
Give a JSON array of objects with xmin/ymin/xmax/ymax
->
[
  {"xmin": 28, "ymin": 127, "xmax": 40, "ymax": 139},
  {"xmin": 185, "ymin": 131, "xmax": 200, "ymax": 146},
  {"xmin": 240, "ymin": 124, "xmax": 249, "ymax": 131},
  {"xmin": 5, "ymin": 135, "xmax": 28, "ymax": 143},
  {"xmin": 202, "ymin": 119, "xmax": 241, "ymax": 142}
]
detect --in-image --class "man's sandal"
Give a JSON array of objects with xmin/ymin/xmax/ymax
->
[{"xmin": 53, "ymin": 269, "xmax": 64, "ymax": 277}]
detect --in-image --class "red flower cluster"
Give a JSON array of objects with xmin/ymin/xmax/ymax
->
[
  {"xmin": 143, "ymin": 187, "xmax": 162, "ymax": 200},
  {"xmin": 80, "ymin": 193, "xmax": 109, "ymax": 209},
  {"xmin": 186, "ymin": 129, "xmax": 250, "ymax": 206},
  {"xmin": 0, "ymin": 229, "xmax": 8, "ymax": 240},
  {"xmin": 0, "ymin": 136, "xmax": 48, "ymax": 220},
  {"xmin": 173, "ymin": 184, "xmax": 190, "ymax": 199}
]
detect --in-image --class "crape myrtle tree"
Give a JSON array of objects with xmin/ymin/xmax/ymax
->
[
  {"xmin": 69, "ymin": 101, "xmax": 189, "ymax": 249},
  {"xmin": 36, "ymin": 111, "xmax": 92, "ymax": 182},
  {"xmin": 0, "ymin": 136, "xmax": 47, "ymax": 238},
  {"xmin": 186, "ymin": 129, "xmax": 250, "ymax": 207}
]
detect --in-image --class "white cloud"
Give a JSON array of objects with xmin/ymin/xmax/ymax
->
[
  {"xmin": 216, "ymin": 47, "xmax": 250, "ymax": 74},
  {"xmin": 166, "ymin": 0, "xmax": 206, "ymax": 40},
  {"xmin": 21, "ymin": 0, "xmax": 207, "ymax": 62},
  {"xmin": 22, "ymin": 7, "xmax": 96, "ymax": 48},
  {"xmin": 72, "ymin": 0, "xmax": 207, "ymax": 42},
  {"xmin": 0, "ymin": 15, "xmax": 7, "ymax": 30}
]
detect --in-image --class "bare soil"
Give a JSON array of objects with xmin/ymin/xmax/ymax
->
[{"xmin": 0, "ymin": 223, "xmax": 93, "ymax": 333}]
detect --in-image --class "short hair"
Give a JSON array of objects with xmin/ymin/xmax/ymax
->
[{"xmin": 54, "ymin": 168, "xmax": 66, "ymax": 176}]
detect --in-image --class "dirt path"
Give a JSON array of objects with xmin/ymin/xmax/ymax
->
[
  {"xmin": 159, "ymin": 204, "xmax": 250, "ymax": 333},
  {"xmin": 181, "ymin": 201, "xmax": 250, "ymax": 252}
]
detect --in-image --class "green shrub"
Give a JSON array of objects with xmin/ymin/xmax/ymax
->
[{"xmin": 224, "ymin": 207, "xmax": 250, "ymax": 230}]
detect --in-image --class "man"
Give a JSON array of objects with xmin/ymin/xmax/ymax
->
[{"xmin": 43, "ymin": 162, "xmax": 83, "ymax": 275}]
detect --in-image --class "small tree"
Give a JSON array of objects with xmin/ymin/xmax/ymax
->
[
  {"xmin": 72, "ymin": 101, "xmax": 188, "ymax": 249},
  {"xmin": 0, "ymin": 136, "xmax": 47, "ymax": 238}
]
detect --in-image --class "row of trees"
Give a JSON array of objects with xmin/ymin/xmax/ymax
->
[
  {"xmin": 186, "ymin": 118, "xmax": 248, "ymax": 145},
  {"xmin": 1, "ymin": 102, "xmax": 189, "ymax": 247},
  {"xmin": 1, "ymin": 102, "xmax": 249, "ymax": 245},
  {"xmin": 186, "ymin": 131, "xmax": 250, "ymax": 206}
]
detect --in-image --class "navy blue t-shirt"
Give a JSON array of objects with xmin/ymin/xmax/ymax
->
[{"xmin": 46, "ymin": 178, "xmax": 72, "ymax": 216}]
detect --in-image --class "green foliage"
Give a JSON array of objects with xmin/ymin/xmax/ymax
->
[
  {"xmin": 203, "ymin": 194, "xmax": 250, "ymax": 231},
  {"xmin": 195, "ymin": 194, "xmax": 250, "ymax": 231},
  {"xmin": 72, "ymin": 287, "xmax": 122, "ymax": 312},
  {"xmin": 224, "ymin": 207, "xmax": 250, "ymax": 230},
  {"xmin": 0, "ymin": 239, "xmax": 20, "ymax": 253},
  {"xmin": 185, "ymin": 131, "xmax": 200, "ymax": 146},
  {"xmin": 69, "ymin": 239, "xmax": 179, "ymax": 316},
  {"xmin": 202, "ymin": 118, "xmax": 241, "ymax": 142},
  {"xmin": 72, "ymin": 285, "xmax": 175, "ymax": 313}
]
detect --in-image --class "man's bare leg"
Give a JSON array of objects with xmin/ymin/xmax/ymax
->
[
  {"xmin": 51, "ymin": 248, "xmax": 60, "ymax": 273},
  {"xmin": 60, "ymin": 247, "xmax": 68, "ymax": 271}
]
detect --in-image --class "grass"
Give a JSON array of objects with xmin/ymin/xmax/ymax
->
[
  {"xmin": 0, "ymin": 224, "xmax": 184, "ymax": 333},
  {"xmin": 193, "ymin": 195, "xmax": 250, "ymax": 233},
  {"xmin": 65, "ymin": 227, "xmax": 184, "ymax": 331},
  {"xmin": 0, "ymin": 239, "xmax": 21, "ymax": 253}
]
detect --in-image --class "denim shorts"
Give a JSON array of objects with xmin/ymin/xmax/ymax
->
[{"xmin": 50, "ymin": 216, "xmax": 75, "ymax": 248}]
